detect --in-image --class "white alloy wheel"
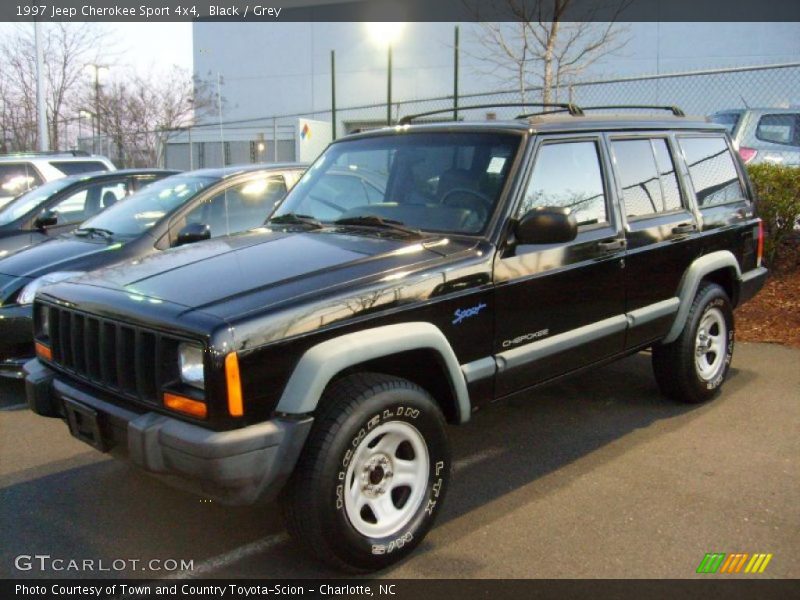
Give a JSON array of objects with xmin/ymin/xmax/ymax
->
[
  {"xmin": 343, "ymin": 421, "xmax": 430, "ymax": 538},
  {"xmin": 694, "ymin": 306, "xmax": 727, "ymax": 382}
]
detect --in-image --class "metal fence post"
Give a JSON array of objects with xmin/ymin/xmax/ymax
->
[
  {"xmin": 331, "ymin": 50, "xmax": 337, "ymax": 140},
  {"xmin": 273, "ymin": 117, "xmax": 278, "ymax": 162},
  {"xmin": 454, "ymin": 25, "xmax": 459, "ymax": 121}
]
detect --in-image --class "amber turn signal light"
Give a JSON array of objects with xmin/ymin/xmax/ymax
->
[
  {"xmin": 225, "ymin": 352, "xmax": 244, "ymax": 417},
  {"xmin": 35, "ymin": 342, "xmax": 52, "ymax": 361},
  {"xmin": 164, "ymin": 392, "xmax": 207, "ymax": 419}
]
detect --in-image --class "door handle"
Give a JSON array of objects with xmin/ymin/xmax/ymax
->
[
  {"xmin": 671, "ymin": 223, "xmax": 697, "ymax": 235},
  {"xmin": 597, "ymin": 238, "xmax": 626, "ymax": 252}
]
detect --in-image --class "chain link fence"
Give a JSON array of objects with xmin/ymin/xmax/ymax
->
[{"xmin": 158, "ymin": 62, "xmax": 800, "ymax": 169}]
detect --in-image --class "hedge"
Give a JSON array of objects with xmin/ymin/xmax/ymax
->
[{"xmin": 746, "ymin": 163, "xmax": 800, "ymax": 267}]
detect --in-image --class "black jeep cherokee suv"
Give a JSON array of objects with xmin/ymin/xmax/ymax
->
[{"xmin": 25, "ymin": 105, "xmax": 767, "ymax": 572}]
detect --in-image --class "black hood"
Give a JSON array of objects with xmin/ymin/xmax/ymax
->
[
  {"xmin": 75, "ymin": 228, "xmax": 472, "ymax": 320},
  {"xmin": 0, "ymin": 234, "xmax": 130, "ymax": 279}
]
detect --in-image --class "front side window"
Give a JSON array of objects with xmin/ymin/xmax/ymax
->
[
  {"xmin": 756, "ymin": 114, "xmax": 800, "ymax": 147},
  {"xmin": 181, "ymin": 175, "xmax": 288, "ymax": 237},
  {"xmin": 678, "ymin": 136, "xmax": 745, "ymax": 207},
  {"xmin": 275, "ymin": 132, "xmax": 522, "ymax": 234},
  {"xmin": 79, "ymin": 174, "xmax": 217, "ymax": 236},
  {"xmin": 520, "ymin": 140, "xmax": 607, "ymax": 227},
  {"xmin": 0, "ymin": 178, "xmax": 74, "ymax": 226},
  {"xmin": 612, "ymin": 138, "xmax": 683, "ymax": 218}
]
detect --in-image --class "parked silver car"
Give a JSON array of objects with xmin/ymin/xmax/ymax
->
[{"xmin": 710, "ymin": 107, "xmax": 800, "ymax": 166}]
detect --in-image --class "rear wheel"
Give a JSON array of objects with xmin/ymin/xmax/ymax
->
[
  {"xmin": 281, "ymin": 373, "xmax": 450, "ymax": 572},
  {"xmin": 652, "ymin": 283, "xmax": 734, "ymax": 404}
]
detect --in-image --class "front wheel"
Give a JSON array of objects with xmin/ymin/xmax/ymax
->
[
  {"xmin": 652, "ymin": 282, "xmax": 735, "ymax": 404},
  {"xmin": 281, "ymin": 373, "xmax": 450, "ymax": 572}
]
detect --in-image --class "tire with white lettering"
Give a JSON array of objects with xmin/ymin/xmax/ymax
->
[
  {"xmin": 281, "ymin": 372, "xmax": 450, "ymax": 572},
  {"xmin": 652, "ymin": 282, "xmax": 734, "ymax": 404}
]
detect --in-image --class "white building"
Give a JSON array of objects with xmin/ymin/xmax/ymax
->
[{"xmin": 164, "ymin": 20, "xmax": 800, "ymax": 168}]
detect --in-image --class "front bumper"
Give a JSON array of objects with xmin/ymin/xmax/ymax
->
[
  {"xmin": 0, "ymin": 304, "xmax": 34, "ymax": 378},
  {"xmin": 25, "ymin": 360, "xmax": 313, "ymax": 505}
]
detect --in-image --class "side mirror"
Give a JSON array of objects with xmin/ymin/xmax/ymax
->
[
  {"xmin": 514, "ymin": 206, "xmax": 578, "ymax": 245},
  {"xmin": 34, "ymin": 209, "xmax": 58, "ymax": 230},
  {"xmin": 174, "ymin": 222, "xmax": 211, "ymax": 246}
]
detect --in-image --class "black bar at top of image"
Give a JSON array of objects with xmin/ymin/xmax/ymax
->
[
  {"xmin": 3, "ymin": 0, "xmax": 800, "ymax": 22},
  {"xmin": 3, "ymin": 579, "xmax": 800, "ymax": 600}
]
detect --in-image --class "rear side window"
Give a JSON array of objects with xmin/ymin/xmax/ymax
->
[
  {"xmin": 49, "ymin": 161, "xmax": 110, "ymax": 175},
  {"xmin": 612, "ymin": 138, "xmax": 683, "ymax": 218},
  {"xmin": 0, "ymin": 162, "xmax": 43, "ymax": 197},
  {"xmin": 678, "ymin": 136, "xmax": 746, "ymax": 207},
  {"xmin": 710, "ymin": 113, "xmax": 742, "ymax": 135},
  {"xmin": 755, "ymin": 114, "xmax": 800, "ymax": 147},
  {"xmin": 521, "ymin": 140, "xmax": 607, "ymax": 227}
]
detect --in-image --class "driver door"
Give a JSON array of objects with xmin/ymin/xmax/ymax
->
[{"xmin": 493, "ymin": 135, "xmax": 627, "ymax": 397}]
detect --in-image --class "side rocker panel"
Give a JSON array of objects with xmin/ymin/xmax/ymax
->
[
  {"xmin": 662, "ymin": 250, "xmax": 741, "ymax": 344},
  {"xmin": 275, "ymin": 322, "xmax": 471, "ymax": 423}
]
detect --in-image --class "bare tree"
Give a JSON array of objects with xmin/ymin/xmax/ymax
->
[
  {"xmin": 0, "ymin": 23, "xmax": 112, "ymax": 151},
  {"xmin": 96, "ymin": 67, "xmax": 216, "ymax": 167},
  {"xmin": 471, "ymin": 0, "xmax": 631, "ymax": 104}
]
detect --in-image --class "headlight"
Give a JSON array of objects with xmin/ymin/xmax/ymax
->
[
  {"xmin": 17, "ymin": 271, "xmax": 85, "ymax": 305},
  {"xmin": 178, "ymin": 342, "xmax": 205, "ymax": 390}
]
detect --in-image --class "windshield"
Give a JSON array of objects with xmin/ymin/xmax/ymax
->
[
  {"xmin": 0, "ymin": 177, "xmax": 77, "ymax": 226},
  {"xmin": 273, "ymin": 132, "xmax": 521, "ymax": 234},
  {"xmin": 710, "ymin": 112, "xmax": 742, "ymax": 135},
  {"xmin": 79, "ymin": 174, "xmax": 218, "ymax": 236}
]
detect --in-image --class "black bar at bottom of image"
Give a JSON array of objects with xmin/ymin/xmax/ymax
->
[{"xmin": 3, "ymin": 579, "xmax": 799, "ymax": 600}]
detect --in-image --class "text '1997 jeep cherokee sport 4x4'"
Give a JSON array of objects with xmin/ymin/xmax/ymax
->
[{"xmin": 26, "ymin": 104, "xmax": 767, "ymax": 571}]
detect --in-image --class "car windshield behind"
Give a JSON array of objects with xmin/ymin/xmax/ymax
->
[
  {"xmin": 78, "ymin": 174, "xmax": 218, "ymax": 237},
  {"xmin": 710, "ymin": 112, "xmax": 742, "ymax": 135},
  {"xmin": 0, "ymin": 177, "xmax": 77, "ymax": 226},
  {"xmin": 273, "ymin": 132, "xmax": 521, "ymax": 234}
]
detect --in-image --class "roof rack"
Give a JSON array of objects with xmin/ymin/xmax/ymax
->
[
  {"xmin": 579, "ymin": 105, "xmax": 686, "ymax": 117},
  {"xmin": 395, "ymin": 103, "xmax": 688, "ymax": 126},
  {"xmin": 398, "ymin": 102, "xmax": 584, "ymax": 125}
]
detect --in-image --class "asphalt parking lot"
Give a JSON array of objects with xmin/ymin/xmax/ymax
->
[{"xmin": 1, "ymin": 342, "xmax": 797, "ymax": 580}]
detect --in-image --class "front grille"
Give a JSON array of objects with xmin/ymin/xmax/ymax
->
[{"xmin": 43, "ymin": 304, "xmax": 182, "ymax": 406}]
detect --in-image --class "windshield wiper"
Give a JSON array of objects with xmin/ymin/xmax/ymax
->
[
  {"xmin": 334, "ymin": 215, "xmax": 422, "ymax": 238},
  {"xmin": 267, "ymin": 213, "xmax": 323, "ymax": 229},
  {"xmin": 74, "ymin": 227, "xmax": 114, "ymax": 240}
]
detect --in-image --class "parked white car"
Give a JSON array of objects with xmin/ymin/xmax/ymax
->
[{"xmin": 0, "ymin": 152, "xmax": 116, "ymax": 209}]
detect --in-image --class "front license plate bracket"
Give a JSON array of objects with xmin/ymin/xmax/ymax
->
[{"xmin": 63, "ymin": 398, "xmax": 108, "ymax": 452}]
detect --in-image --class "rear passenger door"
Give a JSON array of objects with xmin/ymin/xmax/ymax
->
[
  {"xmin": 607, "ymin": 134, "xmax": 701, "ymax": 349},
  {"xmin": 494, "ymin": 135, "xmax": 627, "ymax": 397}
]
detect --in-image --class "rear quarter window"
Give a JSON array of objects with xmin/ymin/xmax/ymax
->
[
  {"xmin": 48, "ymin": 161, "xmax": 110, "ymax": 176},
  {"xmin": 0, "ymin": 162, "xmax": 43, "ymax": 197},
  {"xmin": 677, "ymin": 136, "xmax": 746, "ymax": 207},
  {"xmin": 755, "ymin": 114, "xmax": 800, "ymax": 147}
]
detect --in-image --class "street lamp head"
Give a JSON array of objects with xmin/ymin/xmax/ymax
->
[
  {"xmin": 84, "ymin": 64, "xmax": 110, "ymax": 80},
  {"xmin": 367, "ymin": 22, "xmax": 405, "ymax": 46}
]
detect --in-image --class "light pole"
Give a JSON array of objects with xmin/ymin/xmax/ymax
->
[
  {"xmin": 367, "ymin": 23, "xmax": 404, "ymax": 126},
  {"xmin": 85, "ymin": 64, "xmax": 108, "ymax": 152},
  {"xmin": 34, "ymin": 21, "xmax": 49, "ymax": 151},
  {"xmin": 78, "ymin": 110, "xmax": 92, "ymax": 151}
]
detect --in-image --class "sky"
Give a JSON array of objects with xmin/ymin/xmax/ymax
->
[{"xmin": 0, "ymin": 21, "xmax": 193, "ymax": 78}]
